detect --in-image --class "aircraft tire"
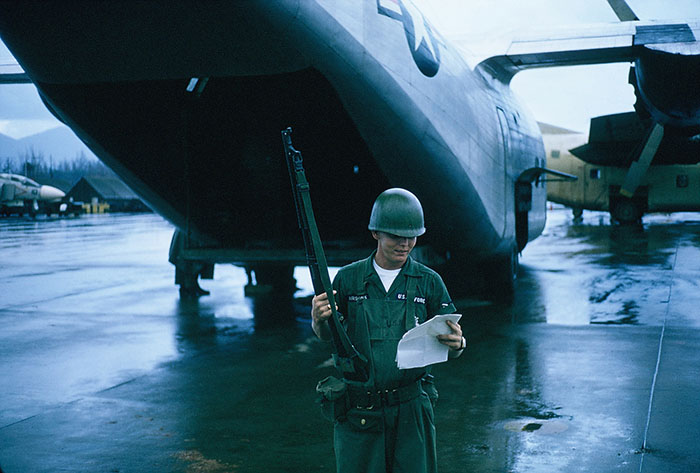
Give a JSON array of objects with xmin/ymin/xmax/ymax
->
[{"xmin": 610, "ymin": 199, "xmax": 642, "ymax": 224}]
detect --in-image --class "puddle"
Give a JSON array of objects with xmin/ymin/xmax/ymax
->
[{"xmin": 504, "ymin": 418, "xmax": 569, "ymax": 434}]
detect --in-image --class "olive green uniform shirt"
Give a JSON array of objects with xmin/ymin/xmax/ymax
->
[
  {"xmin": 331, "ymin": 252, "xmax": 456, "ymax": 473},
  {"xmin": 333, "ymin": 251, "xmax": 456, "ymax": 389}
]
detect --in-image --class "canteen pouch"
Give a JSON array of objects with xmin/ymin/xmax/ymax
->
[{"xmin": 316, "ymin": 376, "xmax": 348, "ymax": 422}]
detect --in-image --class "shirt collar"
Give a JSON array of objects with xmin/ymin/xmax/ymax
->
[{"xmin": 361, "ymin": 250, "xmax": 421, "ymax": 284}]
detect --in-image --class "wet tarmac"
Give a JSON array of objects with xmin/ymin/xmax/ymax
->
[{"xmin": 1, "ymin": 209, "xmax": 699, "ymax": 472}]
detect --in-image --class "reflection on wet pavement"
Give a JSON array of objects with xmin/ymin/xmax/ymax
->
[
  {"xmin": 508, "ymin": 209, "xmax": 700, "ymax": 327},
  {"xmin": 1, "ymin": 209, "xmax": 700, "ymax": 472}
]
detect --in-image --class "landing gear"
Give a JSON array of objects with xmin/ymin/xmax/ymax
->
[
  {"xmin": 609, "ymin": 122, "xmax": 662, "ymax": 225},
  {"xmin": 438, "ymin": 247, "xmax": 519, "ymax": 301},
  {"xmin": 479, "ymin": 248, "xmax": 519, "ymax": 302},
  {"xmin": 244, "ymin": 264, "xmax": 298, "ymax": 298},
  {"xmin": 176, "ymin": 262, "xmax": 212, "ymax": 298},
  {"xmin": 27, "ymin": 200, "xmax": 39, "ymax": 218},
  {"xmin": 168, "ymin": 230, "xmax": 213, "ymax": 298},
  {"xmin": 244, "ymin": 264, "xmax": 300, "ymax": 327},
  {"xmin": 610, "ymin": 197, "xmax": 643, "ymax": 225},
  {"xmin": 572, "ymin": 207, "xmax": 583, "ymax": 222}
]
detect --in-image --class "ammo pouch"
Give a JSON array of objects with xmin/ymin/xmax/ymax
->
[
  {"xmin": 316, "ymin": 377, "xmax": 383, "ymax": 432},
  {"xmin": 316, "ymin": 376, "xmax": 348, "ymax": 422}
]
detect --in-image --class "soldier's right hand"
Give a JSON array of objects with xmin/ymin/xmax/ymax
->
[{"xmin": 311, "ymin": 291, "xmax": 337, "ymax": 324}]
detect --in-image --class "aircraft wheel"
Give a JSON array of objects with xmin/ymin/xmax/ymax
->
[{"xmin": 610, "ymin": 199, "xmax": 642, "ymax": 224}]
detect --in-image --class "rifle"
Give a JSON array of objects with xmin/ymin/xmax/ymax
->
[{"xmin": 282, "ymin": 127, "xmax": 369, "ymax": 383}]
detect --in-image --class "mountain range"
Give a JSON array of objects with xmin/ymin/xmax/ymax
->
[{"xmin": 0, "ymin": 126, "xmax": 98, "ymax": 166}]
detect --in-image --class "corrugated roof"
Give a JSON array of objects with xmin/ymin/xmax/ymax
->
[{"xmin": 82, "ymin": 176, "xmax": 139, "ymax": 200}]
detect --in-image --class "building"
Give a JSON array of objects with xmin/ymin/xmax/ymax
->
[{"xmin": 66, "ymin": 176, "xmax": 150, "ymax": 213}]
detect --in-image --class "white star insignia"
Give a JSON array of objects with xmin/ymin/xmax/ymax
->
[{"xmin": 402, "ymin": 1, "xmax": 436, "ymax": 57}]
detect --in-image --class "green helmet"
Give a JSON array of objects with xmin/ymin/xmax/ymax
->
[{"xmin": 368, "ymin": 188, "xmax": 425, "ymax": 238}]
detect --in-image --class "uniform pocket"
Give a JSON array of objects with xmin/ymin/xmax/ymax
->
[{"xmin": 344, "ymin": 408, "xmax": 383, "ymax": 433}]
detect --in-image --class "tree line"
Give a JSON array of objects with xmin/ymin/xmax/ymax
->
[{"xmin": 1, "ymin": 150, "xmax": 115, "ymax": 187}]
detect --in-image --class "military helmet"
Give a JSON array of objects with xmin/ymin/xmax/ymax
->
[{"xmin": 368, "ymin": 188, "xmax": 425, "ymax": 238}]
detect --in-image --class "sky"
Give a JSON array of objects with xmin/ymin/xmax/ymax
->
[
  {"xmin": 0, "ymin": 0, "xmax": 699, "ymax": 139},
  {"xmin": 417, "ymin": 0, "xmax": 700, "ymax": 133},
  {"xmin": 0, "ymin": 40, "xmax": 62, "ymax": 139}
]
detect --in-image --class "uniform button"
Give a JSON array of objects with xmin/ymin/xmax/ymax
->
[{"xmin": 361, "ymin": 418, "xmax": 366, "ymax": 426}]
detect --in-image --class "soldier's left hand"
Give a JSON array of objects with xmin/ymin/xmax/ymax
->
[{"xmin": 437, "ymin": 320, "xmax": 465, "ymax": 351}]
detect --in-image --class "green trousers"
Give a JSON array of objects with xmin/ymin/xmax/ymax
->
[{"xmin": 334, "ymin": 393, "xmax": 437, "ymax": 473}]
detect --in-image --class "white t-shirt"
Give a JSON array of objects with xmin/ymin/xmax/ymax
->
[{"xmin": 373, "ymin": 259, "xmax": 401, "ymax": 292}]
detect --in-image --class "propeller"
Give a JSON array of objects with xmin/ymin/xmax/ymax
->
[{"xmin": 606, "ymin": 0, "xmax": 639, "ymax": 22}]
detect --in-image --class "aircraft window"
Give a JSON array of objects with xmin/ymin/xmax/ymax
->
[
  {"xmin": 676, "ymin": 175, "xmax": 689, "ymax": 188},
  {"xmin": 589, "ymin": 169, "xmax": 601, "ymax": 180},
  {"xmin": 551, "ymin": 150, "xmax": 560, "ymax": 158}
]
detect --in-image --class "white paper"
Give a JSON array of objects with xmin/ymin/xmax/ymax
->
[{"xmin": 395, "ymin": 314, "xmax": 462, "ymax": 369}]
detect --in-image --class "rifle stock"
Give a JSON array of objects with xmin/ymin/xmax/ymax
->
[{"xmin": 282, "ymin": 127, "xmax": 369, "ymax": 383}]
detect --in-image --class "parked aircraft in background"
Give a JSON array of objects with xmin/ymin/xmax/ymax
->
[
  {"xmin": 0, "ymin": 0, "xmax": 698, "ymax": 297},
  {"xmin": 542, "ymin": 118, "xmax": 700, "ymax": 223},
  {"xmin": 0, "ymin": 172, "xmax": 65, "ymax": 216}
]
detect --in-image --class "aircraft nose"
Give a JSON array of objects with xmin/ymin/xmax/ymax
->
[{"xmin": 40, "ymin": 185, "xmax": 65, "ymax": 201}]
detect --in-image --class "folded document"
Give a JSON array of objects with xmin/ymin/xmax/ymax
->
[{"xmin": 396, "ymin": 314, "xmax": 462, "ymax": 369}]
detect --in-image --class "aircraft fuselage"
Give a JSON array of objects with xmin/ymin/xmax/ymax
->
[{"xmin": 0, "ymin": 0, "xmax": 546, "ymax": 271}]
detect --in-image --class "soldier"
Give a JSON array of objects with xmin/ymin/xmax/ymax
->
[{"xmin": 312, "ymin": 188, "xmax": 465, "ymax": 473}]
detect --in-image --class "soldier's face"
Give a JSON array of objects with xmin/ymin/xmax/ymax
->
[{"xmin": 372, "ymin": 231, "xmax": 416, "ymax": 270}]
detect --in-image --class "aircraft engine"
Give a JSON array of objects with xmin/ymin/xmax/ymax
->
[
  {"xmin": 632, "ymin": 44, "xmax": 700, "ymax": 130},
  {"xmin": 600, "ymin": 0, "xmax": 700, "ymax": 198}
]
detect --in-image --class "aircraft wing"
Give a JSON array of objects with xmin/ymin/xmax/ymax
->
[{"xmin": 475, "ymin": 20, "xmax": 700, "ymax": 83}]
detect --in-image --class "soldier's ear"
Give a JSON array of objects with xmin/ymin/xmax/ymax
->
[{"xmin": 371, "ymin": 231, "xmax": 380, "ymax": 241}]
